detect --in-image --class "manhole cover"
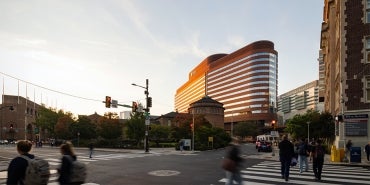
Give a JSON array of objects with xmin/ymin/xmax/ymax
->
[{"xmin": 148, "ymin": 170, "xmax": 180, "ymax": 176}]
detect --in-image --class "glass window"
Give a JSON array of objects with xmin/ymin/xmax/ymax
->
[
  {"xmin": 367, "ymin": 38, "xmax": 370, "ymax": 62},
  {"xmin": 367, "ymin": 0, "xmax": 370, "ymax": 23}
]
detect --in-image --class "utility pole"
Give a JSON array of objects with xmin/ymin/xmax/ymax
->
[{"xmin": 132, "ymin": 79, "xmax": 150, "ymax": 153}]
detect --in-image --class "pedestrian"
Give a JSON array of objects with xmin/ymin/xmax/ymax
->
[
  {"xmin": 223, "ymin": 138, "xmax": 243, "ymax": 185},
  {"xmin": 278, "ymin": 135, "xmax": 294, "ymax": 182},
  {"xmin": 310, "ymin": 139, "xmax": 325, "ymax": 181},
  {"xmin": 6, "ymin": 140, "xmax": 34, "ymax": 184},
  {"xmin": 179, "ymin": 140, "xmax": 184, "ymax": 152},
  {"xmin": 89, "ymin": 142, "xmax": 94, "ymax": 158},
  {"xmin": 58, "ymin": 141, "xmax": 81, "ymax": 185},
  {"xmin": 365, "ymin": 141, "xmax": 370, "ymax": 162},
  {"xmin": 346, "ymin": 140, "xmax": 352, "ymax": 157},
  {"xmin": 297, "ymin": 138, "xmax": 309, "ymax": 173}
]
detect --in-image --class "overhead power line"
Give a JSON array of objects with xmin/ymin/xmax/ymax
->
[{"xmin": 0, "ymin": 71, "xmax": 102, "ymax": 102}]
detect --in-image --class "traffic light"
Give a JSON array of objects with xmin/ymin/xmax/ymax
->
[
  {"xmin": 271, "ymin": 120, "xmax": 276, "ymax": 129},
  {"xmin": 132, "ymin": 101, "xmax": 138, "ymax": 112},
  {"xmin": 105, "ymin": 96, "xmax": 111, "ymax": 108},
  {"xmin": 147, "ymin": 97, "xmax": 152, "ymax": 107}
]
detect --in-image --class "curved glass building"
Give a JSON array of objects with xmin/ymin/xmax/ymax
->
[{"xmin": 175, "ymin": 40, "xmax": 278, "ymax": 128}]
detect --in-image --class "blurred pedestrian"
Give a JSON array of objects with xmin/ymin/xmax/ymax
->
[
  {"xmin": 297, "ymin": 138, "xmax": 309, "ymax": 173},
  {"xmin": 7, "ymin": 140, "xmax": 34, "ymax": 184},
  {"xmin": 365, "ymin": 141, "xmax": 370, "ymax": 161},
  {"xmin": 179, "ymin": 140, "xmax": 184, "ymax": 152},
  {"xmin": 58, "ymin": 141, "xmax": 81, "ymax": 185},
  {"xmin": 224, "ymin": 138, "xmax": 243, "ymax": 185},
  {"xmin": 346, "ymin": 140, "xmax": 352, "ymax": 157},
  {"xmin": 89, "ymin": 143, "xmax": 94, "ymax": 158},
  {"xmin": 310, "ymin": 139, "xmax": 325, "ymax": 181},
  {"xmin": 278, "ymin": 135, "xmax": 294, "ymax": 182}
]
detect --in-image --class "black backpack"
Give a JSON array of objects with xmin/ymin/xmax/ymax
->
[{"xmin": 314, "ymin": 145, "xmax": 325, "ymax": 158}]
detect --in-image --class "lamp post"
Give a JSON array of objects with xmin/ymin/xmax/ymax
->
[
  {"xmin": 307, "ymin": 121, "xmax": 310, "ymax": 143},
  {"xmin": 0, "ymin": 106, "xmax": 14, "ymax": 140},
  {"xmin": 132, "ymin": 79, "xmax": 150, "ymax": 153}
]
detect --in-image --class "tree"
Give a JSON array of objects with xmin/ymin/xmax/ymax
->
[
  {"xmin": 97, "ymin": 116, "xmax": 123, "ymax": 140},
  {"xmin": 72, "ymin": 115, "xmax": 97, "ymax": 140},
  {"xmin": 233, "ymin": 122, "xmax": 258, "ymax": 139},
  {"xmin": 35, "ymin": 106, "xmax": 69, "ymax": 139},
  {"xmin": 54, "ymin": 115, "xmax": 75, "ymax": 139},
  {"xmin": 125, "ymin": 112, "xmax": 146, "ymax": 146},
  {"xmin": 149, "ymin": 124, "xmax": 171, "ymax": 147}
]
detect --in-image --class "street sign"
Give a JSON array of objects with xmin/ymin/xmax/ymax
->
[
  {"xmin": 111, "ymin": 100, "xmax": 118, "ymax": 108},
  {"xmin": 145, "ymin": 119, "xmax": 150, "ymax": 125}
]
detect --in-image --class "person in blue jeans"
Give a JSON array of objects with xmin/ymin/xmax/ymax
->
[
  {"xmin": 297, "ymin": 138, "xmax": 309, "ymax": 173},
  {"xmin": 279, "ymin": 135, "xmax": 294, "ymax": 182}
]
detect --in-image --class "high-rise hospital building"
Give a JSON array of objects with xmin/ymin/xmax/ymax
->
[{"xmin": 175, "ymin": 40, "xmax": 278, "ymax": 128}]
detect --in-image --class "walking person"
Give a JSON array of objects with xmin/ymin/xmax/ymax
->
[
  {"xmin": 278, "ymin": 135, "xmax": 294, "ymax": 182},
  {"xmin": 297, "ymin": 138, "xmax": 309, "ymax": 173},
  {"xmin": 179, "ymin": 139, "xmax": 184, "ymax": 152},
  {"xmin": 365, "ymin": 141, "xmax": 370, "ymax": 162},
  {"xmin": 58, "ymin": 141, "xmax": 82, "ymax": 185},
  {"xmin": 88, "ymin": 142, "xmax": 94, "ymax": 158},
  {"xmin": 7, "ymin": 140, "xmax": 34, "ymax": 184},
  {"xmin": 223, "ymin": 138, "xmax": 243, "ymax": 185},
  {"xmin": 346, "ymin": 140, "xmax": 352, "ymax": 157},
  {"xmin": 310, "ymin": 139, "xmax": 325, "ymax": 181}
]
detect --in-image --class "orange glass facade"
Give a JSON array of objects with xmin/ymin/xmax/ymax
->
[{"xmin": 175, "ymin": 40, "xmax": 278, "ymax": 125}]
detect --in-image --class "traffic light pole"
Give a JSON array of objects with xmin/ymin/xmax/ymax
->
[{"xmin": 132, "ymin": 79, "xmax": 150, "ymax": 153}]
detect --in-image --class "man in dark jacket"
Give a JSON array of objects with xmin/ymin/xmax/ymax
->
[
  {"xmin": 7, "ymin": 140, "xmax": 34, "ymax": 185},
  {"xmin": 278, "ymin": 135, "xmax": 294, "ymax": 182}
]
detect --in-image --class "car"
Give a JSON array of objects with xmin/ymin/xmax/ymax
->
[{"xmin": 257, "ymin": 141, "xmax": 272, "ymax": 152}]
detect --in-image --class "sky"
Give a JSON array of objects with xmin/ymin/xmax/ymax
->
[{"xmin": 0, "ymin": 0, "xmax": 323, "ymax": 117}]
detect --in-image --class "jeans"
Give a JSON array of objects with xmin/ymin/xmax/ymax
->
[
  {"xmin": 225, "ymin": 170, "xmax": 242, "ymax": 185},
  {"xmin": 298, "ymin": 155, "xmax": 308, "ymax": 172}
]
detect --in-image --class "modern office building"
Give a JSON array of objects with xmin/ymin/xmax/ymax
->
[
  {"xmin": 320, "ymin": 0, "xmax": 370, "ymax": 149},
  {"xmin": 175, "ymin": 40, "xmax": 278, "ymax": 130},
  {"xmin": 277, "ymin": 80, "xmax": 324, "ymax": 124}
]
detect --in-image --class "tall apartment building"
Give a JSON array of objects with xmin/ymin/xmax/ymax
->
[
  {"xmin": 175, "ymin": 40, "xmax": 278, "ymax": 129},
  {"xmin": 321, "ymin": 0, "xmax": 370, "ymax": 148},
  {"xmin": 277, "ymin": 80, "xmax": 323, "ymax": 124}
]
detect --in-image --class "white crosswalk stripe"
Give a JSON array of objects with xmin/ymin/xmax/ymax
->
[{"xmin": 219, "ymin": 161, "xmax": 370, "ymax": 185}]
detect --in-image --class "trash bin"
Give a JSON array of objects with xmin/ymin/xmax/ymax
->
[{"xmin": 350, "ymin": 147, "xmax": 361, "ymax": 163}]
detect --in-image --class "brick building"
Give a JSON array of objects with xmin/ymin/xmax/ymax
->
[{"xmin": 0, "ymin": 95, "xmax": 42, "ymax": 141}]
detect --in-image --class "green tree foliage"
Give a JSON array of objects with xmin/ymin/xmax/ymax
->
[
  {"xmin": 285, "ymin": 109, "xmax": 335, "ymax": 143},
  {"xmin": 149, "ymin": 124, "xmax": 171, "ymax": 147},
  {"xmin": 97, "ymin": 116, "xmax": 123, "ymax": 140},
  {"xmin": 125, "ymin": 112, "xmax": 145, "ymax": 146},
  {"xmin": 233, "ymin": 122, "xmax": 258, "ymax": 139},
  {"xmin": 35, "ymin": 106, "xmax": 67, "ymax": 138},
  {"xmin": 195, "ymin": 126, "xmax": 230, "ymax": 150},
  {"xmin": 72, "ymin": 115, "xmax": 97, "ymax": 140}
]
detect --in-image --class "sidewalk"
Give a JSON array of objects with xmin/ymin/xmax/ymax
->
[{"xmin": 249, "ymin": 147, "xmax": 370, "ymax": 167}]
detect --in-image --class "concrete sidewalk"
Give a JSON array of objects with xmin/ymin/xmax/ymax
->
[{"xmin": 248, "ymin": 147, "xmax": 370, "ymax": 167}]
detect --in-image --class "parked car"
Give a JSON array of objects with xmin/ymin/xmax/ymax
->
[{"xmin": 257, "ymin": 141, "xmax": 272, "ymax": 152}]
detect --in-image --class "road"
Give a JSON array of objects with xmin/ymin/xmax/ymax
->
[{"xmin": 0, "ymin": 144, "xmax": 369, "ymax": 185}]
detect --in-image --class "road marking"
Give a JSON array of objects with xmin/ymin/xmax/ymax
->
[{"xmin": 148, "ymin": 170, "xmax": 180, "ymax": 176}]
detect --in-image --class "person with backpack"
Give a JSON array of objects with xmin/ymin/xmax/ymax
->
[
  {"xmin": 7, "ymin": 140, "xmax": 50, "ymax": 185},
  {"xmin": 297, "ymin": 138, "xmax": 309, "ymax": 173},
  {"xmin": 58, "ymin": 141, "xmax": 85, "ymax": 185},
  {"xmin": 310, "ymin": 139, "xmax": 325, "ymax": 181}
]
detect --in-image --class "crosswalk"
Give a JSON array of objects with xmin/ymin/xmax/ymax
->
[
  {"xmin": 0, "ymin": 151, "xmax": 168, "ymax": 185},
  {"xmin": 219, "ymin": 161, "xmax": 370, "ymax": 185}
]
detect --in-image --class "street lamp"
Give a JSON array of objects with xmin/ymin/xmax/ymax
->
[
  {"xmin": 0, "ymin": 106, "xmax": 14, "ymax": 140},
  {"xmin": 132, "ymin": 79, "xmax": 150, "ymax": 153},
  {"xmin": 307, "ymin": 121, "xmax": 310, "ymax": 143}
]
